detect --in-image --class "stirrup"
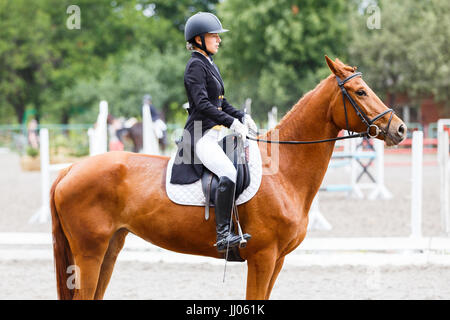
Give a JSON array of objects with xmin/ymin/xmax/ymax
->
[
  {"xmin": 214, "ymin": 233, "xmax": 241, "ymax": 252},
  {"xmin": 214, "ymin": 232, "xmax": 251, "ymax": 252}
]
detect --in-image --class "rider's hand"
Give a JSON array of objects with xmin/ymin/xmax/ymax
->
[
  {"xmin": 230, "ymin": 119, "xmax": 248, "ymax": 142},
  {"xmin": 244, "ymin": 114, "xmax": 257, "ymax": 134}
]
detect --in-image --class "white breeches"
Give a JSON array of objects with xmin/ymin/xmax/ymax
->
[{"xmin": 195, "ymin": 129, "xmax": 237, "ymax": 183}]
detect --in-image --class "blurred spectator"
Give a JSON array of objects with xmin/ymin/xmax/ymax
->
[
  {"xmin": 142, "ymin": 94, "xmax": 167, "ymax": 140},
  {"xmin": 27, "ymin": 118, "xmax": 39, "ymax": 149}
]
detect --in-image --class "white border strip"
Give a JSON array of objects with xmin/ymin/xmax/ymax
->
[
  {"xmin": 1, "ymin": 249, "xmax": 450, "ymax": 267},
  {"xmin": 1, "ymin": 233, "xmax": 449, "ymax": 252}
]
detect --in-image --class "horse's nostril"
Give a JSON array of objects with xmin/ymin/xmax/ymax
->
[{"xmin": 398, "ymin": 124, "xmax": 406, "ymax": 137}]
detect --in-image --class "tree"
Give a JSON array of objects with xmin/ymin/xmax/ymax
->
[
  {"xmin": 0, "ymin": 0, "xmax": 55, "ymax": 124},
  {"xmin": 348, "ymin": 0, "xmax": 450, "ymax": 111},
  {"xmin": 216, "ymin": 0, "xmax": 351, "ymax": 121},
  {"xmin": 0, "ymin": 0, "xmax": 205, "ymax": 124},
  {"xmin": 137, "ymin": 0, "xmax": 220, "ymax": 32},
  {"xmin": 64, "ymin": 47, "xmax": 187, "ymax": 122},
  {"xmin": 40, "ymin": 0, "xmax": 163, "ymax": 124},
  {"xmin": 0, "ymin": 0, "xmax": 141, "ymax": 124},
  {"xmin": 58, "ymin": 0, "xmax": 222, "ymax": 124}
]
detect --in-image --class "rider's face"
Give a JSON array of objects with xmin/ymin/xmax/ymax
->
[{"xmin": 195, "ymin": 33, "xmax": 221, "ymax": 55}]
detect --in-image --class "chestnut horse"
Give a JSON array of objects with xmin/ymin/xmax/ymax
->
[{"xmin": 51, "ymin": 56, "xmax": 406, "ymax": 300}]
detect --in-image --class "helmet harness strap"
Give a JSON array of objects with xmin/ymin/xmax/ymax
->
[{"xmin": 193, "ymin": 34, "xmax": 213, "ymax": 58}]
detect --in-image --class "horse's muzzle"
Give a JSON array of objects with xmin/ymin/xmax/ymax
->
[{"xmin": 385, "ymin": 122, "xmax": 407, "ymax": 146}]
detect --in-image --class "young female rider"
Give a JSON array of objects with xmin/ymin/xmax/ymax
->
[{"xmin": 171, "ymin": 12, "xmax": 256, "ymax": 253}]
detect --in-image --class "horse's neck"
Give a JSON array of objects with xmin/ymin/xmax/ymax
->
[{"xmin": 262, "ymin": 76, "xmax": 340, "ymax": 210}]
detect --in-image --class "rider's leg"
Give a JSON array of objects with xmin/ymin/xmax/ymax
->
[
  {"xmin": 196, "ymin": 130, "xmax": 237, "ymax": 182},
  {"xmin": 196, "ymin": 130, "xmax": 251, "ymax": 252}
]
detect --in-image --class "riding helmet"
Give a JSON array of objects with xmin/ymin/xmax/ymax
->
[
  {"xmin": 184, "ymin": 12, "xmax": 229, "ymax": 42},
  {"xmin": 142, "ymin": 94, "xmax": 152, "ymax": 104}
]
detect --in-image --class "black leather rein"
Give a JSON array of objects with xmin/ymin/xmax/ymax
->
[{"xmin": 247, "ymin": 72, "xmax": 394, "ymax": 145}]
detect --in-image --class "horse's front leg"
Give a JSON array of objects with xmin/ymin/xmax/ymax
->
[
  {"xmin": 245, "ymin": 247, "xmax": 278, "ymax": 300},
  {"xmin": 265, "ymin": 256, "xmax": 285, "ymax": 299}
]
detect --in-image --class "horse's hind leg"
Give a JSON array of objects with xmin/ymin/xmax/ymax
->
[{"xmin": 94, "ymin": 229, "xmax": 128, "ymax": 300}]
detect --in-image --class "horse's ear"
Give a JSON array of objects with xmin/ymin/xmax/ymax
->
[
  {"xmin": 335, "ymin": 58, "xmax": 344, "ymax": 65},
  {"xmin": 325, "ymin": 55, "xmax": 340, "ymax": 76},
  {"xmin": 335, "ymin": 57, "xmax": 357, "ymax": 73}
]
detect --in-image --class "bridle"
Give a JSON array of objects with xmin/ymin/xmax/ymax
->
[
  {"xmin": 336, "ymin": 72, "xmax": 394, "ymax": 139},
  {"xmin": 247, "ymin": 72, "xmax": 395, "ymax": 144}
]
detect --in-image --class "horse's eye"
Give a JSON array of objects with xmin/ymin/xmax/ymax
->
[{"xmin": 356, "ymin": 90, "xmax": 367, "ymax": 96}]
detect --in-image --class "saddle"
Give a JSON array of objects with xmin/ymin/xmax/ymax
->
[
  {"xmin": 166, "ymin": 132, "xmax": 263, "ymax": 262},
  {"xmin": 200, "ymin": 133, "xmax": 251, "ymax": 221}
]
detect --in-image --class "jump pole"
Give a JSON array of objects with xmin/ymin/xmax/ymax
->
[
  {"xmin": 437, "ymin": 119, "xmax": 450, "ymax": 135},
  {"xmin": 410, "ymin": 131, "xmax": 423, "ymax": 238},
  {"xmin": 438, "ymin": 130, "xmax": 449, "ymax": 234},
  {"xmin": 88, "ymin": 100, "xmax": 108, "ymax": 156},
  {"xmin": 29, "ymin": 128, "xmax": 72, "ymax": 224},
  {"xmin": 142, "ymin": 104, "xmax": 159, "ymax": 155},
  {"xmin": 267, "ymin": 106, "xmax": 278, "ymax": 129},
  {"xmin": 307, "ymin": 194, "xmax": 332, "ymax": 231},
  {"xmin": 349, "ymin": 137, "xmax": 364, "ymax": 199},
  {"xmin": 368, "ymin": 138, "xmax": 393, "ymax": 200}
]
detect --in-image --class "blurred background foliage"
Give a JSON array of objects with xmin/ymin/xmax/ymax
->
[{"xmin": 0, "ymin": 0, "xmax": 448, "ymax": 127}]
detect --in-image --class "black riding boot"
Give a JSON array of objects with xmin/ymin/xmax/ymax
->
[{"xmin": 214, "ymin": 176, "xmax": 251, "ymax": 253}]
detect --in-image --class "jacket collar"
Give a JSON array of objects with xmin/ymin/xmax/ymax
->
[
  {"xmin": 191, "ymin": 51, "xmax": 224, "ymax": 89},
  {"xmin": 192, "ymin": 50, "xmax": 213, "ymax": 64}
]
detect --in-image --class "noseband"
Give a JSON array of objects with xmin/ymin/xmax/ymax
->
[{"xmin": 336, "ymin": 72, "xmax": 394, "ymax": 139}]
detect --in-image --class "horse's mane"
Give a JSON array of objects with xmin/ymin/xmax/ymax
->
[
  {"xmin": 265, "ymin": 74, "xmax": 334, "ymax": 137},
  {"xmin": 263, "ymin": 58, "xmax": 358, "ymax": 137}
]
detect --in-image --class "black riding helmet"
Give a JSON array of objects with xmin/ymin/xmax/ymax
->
[{"xmin": 184, "ymin": 12, "xmax": 228, "ymax": 56}]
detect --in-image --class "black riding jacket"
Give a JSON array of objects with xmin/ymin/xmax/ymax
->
[{"xmin": 170, "ymin": 51, "xmax": 244, "ymax": 184}]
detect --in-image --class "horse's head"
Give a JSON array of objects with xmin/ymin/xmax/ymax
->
[{"xmin": 325, "ymin": 56, "xmax": 407, "ymax": 146}]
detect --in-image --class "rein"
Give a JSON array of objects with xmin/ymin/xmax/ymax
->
[
  {"xmin": 247, "ymin": 72, "xmax": 394, "ymax": 145},
  {"xmin": 246, "ymin": 130, "xmax": 367, "ymax": 144}
]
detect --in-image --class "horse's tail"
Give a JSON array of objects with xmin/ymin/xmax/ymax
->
[{"xmin": 50, "ymin": 165, "xmax": 74, "ymax": 300}]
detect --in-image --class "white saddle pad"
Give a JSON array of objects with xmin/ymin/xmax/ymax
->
[{"xmin": 165, "ymin": 140, "xmax": 262, "ymax": 206}]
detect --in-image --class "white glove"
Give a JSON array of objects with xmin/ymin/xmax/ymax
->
[
  {"xmin": 230, "ymin": 119, "xmax": 248, "ymax": 142},
  {"xmin": 244, "ymin": 114, "xmax": 257, "ymax": 134}
]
